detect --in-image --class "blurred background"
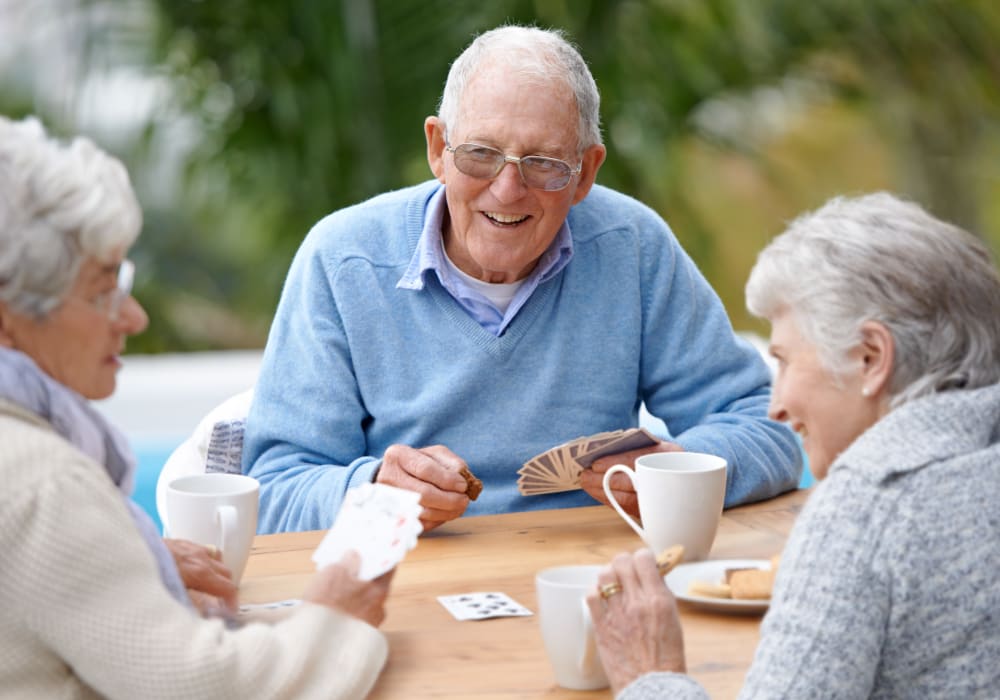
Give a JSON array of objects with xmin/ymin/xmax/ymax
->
[{"xmin": 3, "ymin": 0, "xmax": 999, "ymax": 525}]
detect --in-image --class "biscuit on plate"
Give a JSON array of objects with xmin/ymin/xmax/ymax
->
[
  {"xmin": 687, "ymin": 580, "xmax": 732, "ymax": 599},
  {"xmin": 728, "ymin": 568, "xmax": 775, "ymax": 600}
]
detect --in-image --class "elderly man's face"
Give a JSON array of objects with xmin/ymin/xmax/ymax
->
[
  {"xmin": 0, "ymin": 255, "xmax": 148, "ymax": 399},
  {"xmin": 425, "ymin": 64, "xmax": 606, "ymax": 283}
]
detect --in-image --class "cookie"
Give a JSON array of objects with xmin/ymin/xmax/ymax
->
[
  {"xmin": 687, "ymin": 580, "xmax": 732, "ymax": 599},
  {"xmin": 728, "ymin": 568, "xmax": 775, "ymax": 600},
  {"xmin": 460, "ymin": 465, "xmax": 483, "ymax": 500}
]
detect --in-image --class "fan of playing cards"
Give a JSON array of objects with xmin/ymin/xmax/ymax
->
[
  {"xmin": 517, "ymin": 427, "xmax": 659, "ymax": 496},
  {"xmin": 311, "ymin": 483, "xmax": 424, "ymax": 580}
]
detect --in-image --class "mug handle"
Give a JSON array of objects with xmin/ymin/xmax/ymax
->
[
  {"xmin": 215, "ymin": 504, "xmax": 238, "ymax": 569},
  {"xmin": 602, "ymin": 465, "xmax": 646, "ymax": 541},
  {"xmin": 579, "ymin": 598, "xmax": 601, "ymax": 677}
]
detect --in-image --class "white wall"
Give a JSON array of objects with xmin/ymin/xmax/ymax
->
[{"xmin": 93, "ymin": 350, "xmax": 262, "ymax": 444}]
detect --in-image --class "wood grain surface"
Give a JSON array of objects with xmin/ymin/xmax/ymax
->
[{"xmin": 240, "ymin": 488, "xmax": 809, "ymax": 699}]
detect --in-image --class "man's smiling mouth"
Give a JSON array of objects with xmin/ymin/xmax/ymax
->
[{"xmin": 484, "ymin": 211, "xmax": 529, "ymax": 225}]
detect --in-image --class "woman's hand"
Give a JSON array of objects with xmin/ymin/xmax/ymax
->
[
  {"xmin": 164, "ymin": 538, "xmax": 239, "ymax": 615},
  {"xmin": 303, "ymin": 550, "xmax": 396, "ymax": 628},
  {"xmin": 585, "ymin": 548, "xmax": 687, "ymax": 694}
]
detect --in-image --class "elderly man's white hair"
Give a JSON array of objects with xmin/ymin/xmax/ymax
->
[
  {"xmin": 436, "ymin": 25, "xmax": 603, "ymax": 152},
  {"xmin": 0, "ymin": 115, "xmax": 141, "ymax": 318},
  {"xmin": 746, "ymin": 192, "xmax": 1000, "ymax": 406}
]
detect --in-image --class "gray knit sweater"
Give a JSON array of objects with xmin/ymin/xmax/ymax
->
[{"xmin": 621, "ymin": 382, "xmax": 1000, "ymax": 699}]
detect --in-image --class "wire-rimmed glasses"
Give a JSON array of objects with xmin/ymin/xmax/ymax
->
[{"xmin": 445, "ymin": 141, "xmax": 582, "ymax": 191}]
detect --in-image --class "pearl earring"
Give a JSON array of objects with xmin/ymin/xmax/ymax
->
[{"xmin": 861, "ymin": 386, "xmax": 871, "ymax": 397}]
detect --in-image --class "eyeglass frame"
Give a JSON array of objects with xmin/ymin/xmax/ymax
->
[
  {"xmin": 66, "ymin": 258, "xmax": 135, "ymax": 321},
  {"xmin": 444, "ymin": 139, "xmax": 583, "ymax": 192}
]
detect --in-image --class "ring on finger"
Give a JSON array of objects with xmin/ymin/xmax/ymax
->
[{"xmin": 599, "ymin": 581, "xmax": 622, "ymax": 599}]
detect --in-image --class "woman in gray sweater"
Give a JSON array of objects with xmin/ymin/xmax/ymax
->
[{"xmin": 586, "ymin": 192, "xmax": 1000, "ymax": 699}]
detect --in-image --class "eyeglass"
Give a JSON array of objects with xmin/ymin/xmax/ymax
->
[
  {"xmin": 445, "ymin": 141, "xmax": 582, "ymax": 191},
  {"xmin": 72, "ymin": 259, "xmax": 135, "ymax": 321}
]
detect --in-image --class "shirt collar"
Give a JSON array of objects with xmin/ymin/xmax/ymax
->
[{"xmin": 396, "ymin": 186, "xmax": 574, "ymax": 292}]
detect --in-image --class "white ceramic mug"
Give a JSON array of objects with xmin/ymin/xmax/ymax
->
[
  {"xmin": 602, "ymin": 452, "xmax": 727, "ymax": 561},
  {"xmin": 164, "ymin": 473, "xmax": 260, "ymax": 584},
  {"xmin": 535, "ymin": 565, "xmax": 608, "ymax": 691}
]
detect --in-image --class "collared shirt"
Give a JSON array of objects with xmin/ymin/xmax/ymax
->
[{"xmin": 396, "ymin": 187, "xmax": 574, "ymax": 336}]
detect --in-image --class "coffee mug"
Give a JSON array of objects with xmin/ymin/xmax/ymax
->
[
  {"xmin": 602, "ymin": 452, "xmax": 727, "ymax": 561},
  {"xmin": 535, "ymin": 565, "xmax": 608, "ymax": 691},
  {"xmin": 164, "ymin": 473, "xmax": 260, "ymax": 584}
]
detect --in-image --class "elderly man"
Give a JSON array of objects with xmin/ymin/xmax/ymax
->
[{"xmin": 244, "ymin": 25, "xmax": 801, "ymax": 534}]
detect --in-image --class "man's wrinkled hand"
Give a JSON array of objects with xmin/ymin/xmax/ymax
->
[
  {"xmin": 579, "ymin": 442, "xmax": 683, "ymax": 518},
  {"xmin": 376, "ymin": 443, "xmax": 470, "ymax": 531}
]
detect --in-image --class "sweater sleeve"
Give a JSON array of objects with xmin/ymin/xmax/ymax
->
[
  {"xmin": 736, "ymin": 472, "xmax": 888, "ymax": 698},
  {"xmin": 3, "ymin": 452, "xmax": 387, "ymax": 700},
  {"xmin": 637, "ymin": 218, "xmax": 801, "ymax": 506},
  {"xmin": 243, "ymin": 226, "xmax": 383, "ymax": 533},
  {"xmin": 619, "ymin": 672, "xmax": 711, "ymax": 700}
]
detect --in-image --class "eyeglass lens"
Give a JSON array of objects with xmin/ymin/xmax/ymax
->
[
  {"xmin": 450, "ymin": 144, "xmax": 577, "ymax": 191},
  {"xmin": 107, "ymin": 259, "xmax": 135, "ymax": 318}
]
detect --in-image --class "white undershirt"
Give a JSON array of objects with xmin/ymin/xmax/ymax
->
[{"xmin": 442, "ymin": 252, "xmax": 525, "ymax": 314}]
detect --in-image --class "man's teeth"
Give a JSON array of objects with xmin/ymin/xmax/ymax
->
[{"xmin": 486, "ymin": 212, "xmax": 528, "ymax": 224}]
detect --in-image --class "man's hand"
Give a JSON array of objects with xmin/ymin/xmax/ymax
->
[
  {"xmin": 164, "ymin": 538, "xmax": 239, "ymax": 615},
  {"xmin": 376, "ymin": 444, "xmax": 470, "ymax": 531},
  {"xmin": 579, "ymin": 442, "xmax": 683, "ymax": 518}
]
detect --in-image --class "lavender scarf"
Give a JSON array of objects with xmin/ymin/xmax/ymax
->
[{"xmin": 0, "ymin": 347, "xmax": 190, "ymax": 607}]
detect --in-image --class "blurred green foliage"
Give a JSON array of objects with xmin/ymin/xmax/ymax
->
[{"xmin": 4, "ymin": 0, "xmax": 999, "ymax": 350}]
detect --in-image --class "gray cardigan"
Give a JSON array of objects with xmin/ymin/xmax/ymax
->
[{"xmin": 622, "ymin": 382, "xmax": 1000, "ymax": 699}]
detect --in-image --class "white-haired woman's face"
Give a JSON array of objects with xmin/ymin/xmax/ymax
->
[
  {"xmin": 766, "ymin": 311, "xmax": 882, "ymax": 479},
  {"xmin": 0, "ymin": 254, "xmax": 148, "ymax": 399}
]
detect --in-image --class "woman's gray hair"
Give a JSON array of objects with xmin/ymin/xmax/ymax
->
[
  {"xmin": 0, "ymin": 115, "xmax": 141, "ymax": 318},
  {"xmin": 746, "ymin": 192, "xmax": 1000, "ymax": 406},
  {"xmin": 437, "ymin": 25, "xmax": 603, "ymax": 153}
]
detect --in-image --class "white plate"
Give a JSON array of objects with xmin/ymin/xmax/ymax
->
[{"xmin": 665, "ymin": 559, "xmax": 771, "ymax": 614}]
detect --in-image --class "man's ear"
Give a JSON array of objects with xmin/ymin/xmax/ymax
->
[
  {"xmin": 424, "ymin": 116, "xmax": 448, "ymax": 183},
  {"xmin": 858, "ymin": 321, "xmax": 895, "ymax": 397},
  {"xmin": 569, "ymin": 143, "xmax": 607, "ymax": 206}
]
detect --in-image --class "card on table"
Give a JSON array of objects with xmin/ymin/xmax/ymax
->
[
  {"xmin": 437, "ymin": 592, "xmax": 534, "ymax": 621},
  {"xmin": 517, "ymin": 427, "xmax": 659, "ymax": 496},
  {"xmin": 311, "ymin": 482, "xmax": 423, "ymax": 580}
]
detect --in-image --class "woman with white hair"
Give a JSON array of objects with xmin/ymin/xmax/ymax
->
[
  {"xmin": 0, "ymin": 115, "xmax": 393, "ymax": 698},
  {"xmin": 584, "ymin": 192, "xmax": 1000, "ymax": 698}
]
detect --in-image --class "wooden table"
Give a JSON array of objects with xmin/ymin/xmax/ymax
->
[{"xmin": 240, "ymin": 489, "xmax": 808, "ymax": 699}]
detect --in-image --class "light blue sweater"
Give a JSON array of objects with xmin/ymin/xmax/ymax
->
[{"xmin": 243, "ymin": 181, "xmax": 801, "ymax": 533}]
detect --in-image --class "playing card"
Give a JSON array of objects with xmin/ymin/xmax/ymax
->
[
  {"xmin": 437, "ymin": 592, "xmax": 534, "ymax": 621},
  {"xmin": 575, "ymin": 427, "xmax": 659, "ymax": 467},
  {"xmin": 311, "ymin": 482, "xmax": 423, "ymax": 580},
  {"xmin": 238, "ymin": 598, "xmax": 303, "ymax": 613},
  {"xmin": 517, "ymin": 427, "xmax": 661, "ymax": 495},
  {"xmin": 234, "ymin": 598, "xmax": 303, "ymax": 625}
]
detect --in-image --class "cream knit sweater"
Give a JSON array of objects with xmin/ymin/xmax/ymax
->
[{"xmin": 0, "ymin": 398, "xmax": 388, "ymax": 699}]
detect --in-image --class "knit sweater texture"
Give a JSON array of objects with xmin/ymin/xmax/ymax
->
[
  {"xmin": 0, "ymin": 398, "xmax": 388, "ymax": 699},
  {"xmin": 243, "ymin": 181, "xmax": 801, "ymax": 533},
  {"xmin": 620, "ymin": 381, "xmax": 1000, "ymax": 699}
]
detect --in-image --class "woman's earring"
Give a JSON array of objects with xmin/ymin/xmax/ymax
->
[{"xmin": 861, "ymin": 386, "xmax": 872, "ymax": 397}]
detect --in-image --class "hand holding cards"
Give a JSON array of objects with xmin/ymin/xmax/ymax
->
[
  {"xmin": 518, "ymin": 427, "xmax": 659, "ymax": 496},
  {"xmin": 312, "ymin": 483, "xmax": 423, "ymax": 580}
]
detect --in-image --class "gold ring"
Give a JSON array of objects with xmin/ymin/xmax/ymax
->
[{"xmin": 599, "ymin": 582, "xmax": 622, "ymax": 599}]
